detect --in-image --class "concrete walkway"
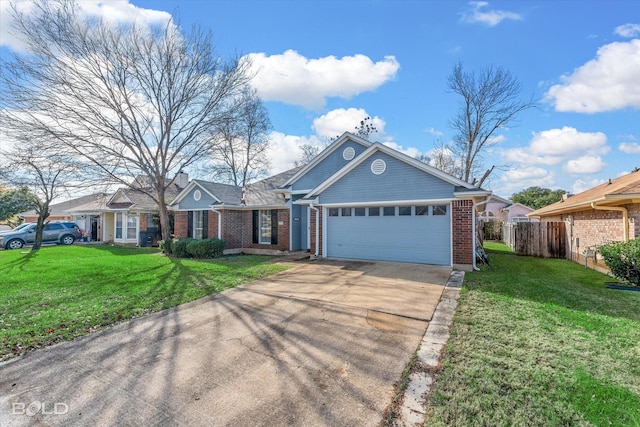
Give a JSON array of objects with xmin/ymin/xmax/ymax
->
[{"xmin": 1, "ymin": 260, "xmax": 450, "ymax": 427}]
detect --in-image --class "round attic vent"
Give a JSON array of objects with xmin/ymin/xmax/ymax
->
[
  {"xmin": 343, "ymin": 146, "xmax": 355, "ymax": 161},
  {"xmin": 371, "ymin": 159, "xmax": 386, "ymax": 175},
  {"xmin": 193, "ymin": 189, "xmax": 201, "ymax": 201}
]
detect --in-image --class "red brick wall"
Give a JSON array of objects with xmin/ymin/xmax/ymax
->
[
  {"xmin": 222, "ymin": 210, "xmax": 245, "ymax": 248},
  {"xmin": 207, "ymin": 210, "xmax": 220, "ymax": 239},
  {"xmin": 309, "ymin": 207, "xmax": 323, "ymax": 256},
  {"xmin": 174, "ymin": 211, "xmax": 188, "ymax": 238},
  {"xmin": 452, "ymin": 200, "xmax": 474, "ymax": 265},
  {"xmin": 540, "ymin": 203, "xmax": 639, "ymax": 261}
]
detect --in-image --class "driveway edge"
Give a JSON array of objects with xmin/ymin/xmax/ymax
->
[{"xmin": 395, "ymin": 270, "xmax": 464, "ymax": 426}]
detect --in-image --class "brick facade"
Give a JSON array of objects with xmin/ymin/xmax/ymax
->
[
  {"xmin": 174, "ymin": 208, "xmax": 289, "ymax": 253},
  {"xmin": 452, "ymin": 200, "xmax": 474, "ymax": 266},
  {"xmin": 309, "ymin": 207, "xmax": 323, "ymax": 256},
  {"xmin": 541, "ymin": 202, "xmax": 639, "ymax": 265}
]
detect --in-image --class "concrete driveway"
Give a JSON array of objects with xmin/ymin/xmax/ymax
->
[{"xmin": 0, "ymin": 259, "xmax": 450, "ymax": 427}]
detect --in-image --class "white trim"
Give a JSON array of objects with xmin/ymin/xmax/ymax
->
[
  {"xmin": 171, "ymin": 180, "xmax": 222, "ymax": 206},
  {"xmin": 307, "ymin": 142, "xmax": 479, "ymax": 198},
  {"xmin": 306, "ymin": 206, "xmax": 311, "ymax": 251},
  {"xmin": 317, "ymin": 198, "xmax": 455, "ymax": 208},
  {"xmin": 280, "ymin": 132, "xmax": 372, "ymax": 188},
  {"xmin": 321, "ymin": 206, "xmax": 327, "ymax": 258}
]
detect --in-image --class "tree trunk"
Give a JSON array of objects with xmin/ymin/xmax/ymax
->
[{"xmin": 156, "ymin": 186, "xmax": 172, "ymax": 254}]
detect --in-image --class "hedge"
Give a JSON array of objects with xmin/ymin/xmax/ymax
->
[
  {"xmin": 598, "ymin": 238, "xmax": 640, "ymax": 286},
  {"xmin": 160, "ymin": 237, "xmax": 225, "ymax": 259}
]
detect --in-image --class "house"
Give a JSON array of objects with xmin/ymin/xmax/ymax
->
[
  {"xmin": 478, "ymin": 194, "xmax": 535, "ymax": 223},
  {"xmin": 18, "ymin": 173, "xmax": 187, "ymax": 245},
  {"xmin": 170, "ymin": 132, "xmax": 492, "ymax": 270},
  {"xmin": 528, "ymin": 169, "xmax": 640, "ymax": 269}
]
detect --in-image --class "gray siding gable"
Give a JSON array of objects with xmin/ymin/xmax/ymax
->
[
  {"xmin": 292, "ymin": 140, "xmax": 368, "ymax": 191},
  {"xmin": 317, "ymin": 151, "xmax": 456, "ymax": 204},
  {"xmin": 175, "ymin": 185, "xmax": 218, "ymax": 210}
]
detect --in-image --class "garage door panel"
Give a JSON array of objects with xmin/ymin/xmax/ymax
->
[{"xmin": 326, "ymin": 209, "xmax": 451, "ymax": 265}]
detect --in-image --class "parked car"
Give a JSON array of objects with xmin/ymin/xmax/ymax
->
[
  {"xmin": 0, "ymin": 221, "xmax": 82, "ymax": 249},
  {"xmin": 0, "ymin": 222, "xmax": 34, "ymax": 235}
]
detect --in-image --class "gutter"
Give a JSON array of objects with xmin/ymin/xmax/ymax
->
[
  {"xmin": 472, "ymin": 196, "xmax": 492, "ymax": 271},
  {"xmin": 210, "ymin": 206, "xmax": 223, "ymax": 239},
  {"xmin": 590, "ymin": 202, "xmax": 629, "ymax": 242}
]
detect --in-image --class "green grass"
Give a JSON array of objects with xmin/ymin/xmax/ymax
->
[
  {"xmin": 0, "ymin": 245, "xmax": 288, "ymax": 361},
  {"xmin": 424, "ymin": 244, "xmax": 640, "ymax": 426}
]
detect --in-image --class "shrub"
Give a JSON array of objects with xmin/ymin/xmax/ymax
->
[
  {"xmin": 158, "ymin": 239, "xmax": 171, "ymax": 254},
  {"xmin": 598, "ymin": 239, "xmax": 640, "ymax": 286},
  {"xmin": 186, "ymin": 238, "xmax": 225, "ymax": 259},
  {"xmin": 172, "ymin": 238, "xmax": 195, "ymax": 258}
]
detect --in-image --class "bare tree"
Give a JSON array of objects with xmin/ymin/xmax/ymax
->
[
  {"xmin": 295, "ymin": 144, "xmax": 323, "ymax": 166},
  {"xmin": 447, "ymin": 62, "xmax": 535, "ymax": 186},
  {"xmin": 207, "ymin": 88, "xmax": 271, "ymax": 187},
  {"xmin": 355, "ymin": 116, "xmax": 377, "ymax": 139},
  {"xmin": 0, "ymin": 0, "xmax": 250, "ymax": 249},
  {"xmin": 0, "ymin": 140, "xmax": 84, "ymax": 251}
]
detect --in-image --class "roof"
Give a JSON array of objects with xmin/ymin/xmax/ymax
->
[
  {"xmin": 19, "ymin": 192, "xmax": 111, "ymax": 217},
  {"xmin": 304, "ymin": 142, "xmax": 488, "ymax": 199},
  {"xmin": 244, "ymin": 166, "xmax": 304, "ymax": 206},
  {"xmin": 107, "ymin": 182, "xmax": 183, "ymax": 211},
  {"xmin": 192, "ymin": 180, "xmax": 243, "ymax": 205},
  {"xmin": 529, "ymin": 168, "xmax": 640, "ymax": 217}
]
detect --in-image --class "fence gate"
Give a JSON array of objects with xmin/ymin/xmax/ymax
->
[{"xmin": 502, "ymin": 222, "xmax": 567, "ymax": 258}]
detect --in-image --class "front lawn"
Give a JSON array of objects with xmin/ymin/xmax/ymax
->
[
  {"xmin": 424, "ymin": 242, "xmax": 640, "ymax": 426},
  {"xmin": 0, "ymin": 245, "xmax": 288, "ymax": 361}
]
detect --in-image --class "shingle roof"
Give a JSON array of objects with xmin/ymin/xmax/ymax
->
[
  {"xmin": 244, "ymin": 166, "xmax": 304, "ymax": 206},
  {"xmin": 19, "ymin": 192, "xmax": 111, "ymax": 216},
  {"xmin": 529, "ymin": 168, "xmax": 640, "ymax": 217},
  {"xmin": 192, "ymin": 180, "xmax": 243, "ymax": 205}
]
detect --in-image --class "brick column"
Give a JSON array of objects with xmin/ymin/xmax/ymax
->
[
  {"xmin": 174, "ymin": 211, "xmax": 188, "ymax": 238},
  {"xmin": 452, "ymin": 200, "xmax": 473, "ymax": 266},
  {"xmin": 309, "ymin": 207, "xmax": 323, "ymax": 256}
]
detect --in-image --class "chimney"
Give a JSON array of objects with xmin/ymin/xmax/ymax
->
[
  {"xmin": 175, "ymin": 171, "xmax": 189, "ymax": 189},
  {"xmin": 562, "ymin": 193, "xmax": 573, "ymax": 201}
]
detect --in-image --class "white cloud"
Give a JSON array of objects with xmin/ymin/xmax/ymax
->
[
  {"xmin": 619, "ymin": 142, "xmax": 640, "ymax": 154},
  {"xmin": 545, "ymin": 39, "xmax": 640, "ymax": 113},
  {"xmin": 425, "ymin": 127, "xmax": 444, "ymax": 137},
  {"xmin": 266, "ymin": 132, "xmax": 326, "ymax": 174},
  {"xmin": 501, "ymin": 127, "xmax": 609, "ymax": 165},
  {"xmin": 312, "ymin": 108, "xmax": 386, "ymax": 141},
  {"xmin": 461, "ymin": 1, "xmax": 522, "ymax": 27},
  {"xmin": 245, "ymin": 50, "xmax": 399, "ymax": 109},
  {"xmin": 382, "ymin": 142, "xmax": 421, "ymax": 158},
  {"xmin": 615, "ymin": 23, "xmax": 640, "ymax": 38},
  {"xmin": 563, "ymin": 155, "xmax": 606, "ymax": 174},
  {"xmin": 495, "ymin": 166, "xmax": 555, "ymax": 196},
  {"xmin": 0, "ymin": 0, "xmax": 171, "ymax": 52},
  {"xmin": 572, "ymin": 178, "xmax": 605, "ymax": 194}
]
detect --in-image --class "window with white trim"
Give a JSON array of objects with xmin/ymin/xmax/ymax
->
[
  {"xmin": 126, "ymin": 215, "xmax": 137, "ymax": 239},
  {"xmin": 259, "ymin": 210, "xmax": 272, "ymax": 244},
  {"xmin": 115, "ymin": 213, "xmax": 123, "ymax": 239},
  {"xmin": 193, "ymin": 211, "xmax": 204, "ymax": 239}
]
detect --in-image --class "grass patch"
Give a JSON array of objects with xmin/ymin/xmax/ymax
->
[
  {"xmin": 424, "ymin": 250, "xmax": 640, "ymax": 426},
  {"xmin": 0, "ymin": 245, "xmax": 288, "ymax": 361}
]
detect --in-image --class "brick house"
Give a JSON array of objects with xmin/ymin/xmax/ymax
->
[
  {"xmin": 528, "ymin": 169, "xmax": 640, "ymax": 270},
  {"xmin": 170, "ymin": 132, "xmax": 491, "ymax": 270}
]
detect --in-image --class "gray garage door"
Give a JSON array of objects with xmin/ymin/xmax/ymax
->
[{"xmin": 325, "ymin": 205, "xmax": 451, "ymax": 265}]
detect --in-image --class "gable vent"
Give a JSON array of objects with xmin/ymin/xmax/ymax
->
[
  {"xmin": 193, "ymin": 189, "xmax": 201, "ymax": 201},
  {"xmin": 371, "ymin": 159, "xmax": 386, "ymax": 175},
  {"xmin": 343, "ymin": 146, "xmax": 356, "ymax": 161}
]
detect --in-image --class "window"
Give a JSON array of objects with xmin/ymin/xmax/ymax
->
[
  {"xmin": 252, "ymin": 209, "xmax": 277, "ymax": 245},
  {"xmin": 328, "ymin": 208, "xmax": 339, "ymax": 217},
  {"xmin": 354, "ymin": 207, "xmax": 366, "ymax": 216},
  {"xmin": 398, "ymin": 206, "xmax": 412, "ymax": 216},
  {"xmin": 415, "ymin": 206, "xmax": 429, "ymax": 216},
  {"xmin": 368, "ymin": 207, "xmax": 380, "ymax": 216},
  {"xmin": 126, "ymin": 215, "xmax": 137, "ymax": 239},
  {"xmin": 383, "ymin": 206, "xmax": 395, "ymax": 216},
  {"xmin": 433, "ymin": 205, "xmax": 448, "ymax": 216},
  {"xmin": 44, "ymin": 223, "xmax": 63, "ymax": 231},
  {"xmin": 193, "ymin": 211, "xmax": 204, "ymax": 239},
  {"xmin": 115, "ymin": 213, "xmax": 123, "ymax": 239},
  {"xmin": 259, "ymin": 210, "xmax": 272, "ymax": 244},
  {"xmin": 341, "ymin": 207, "xmax": 352, "ymax": 217}
]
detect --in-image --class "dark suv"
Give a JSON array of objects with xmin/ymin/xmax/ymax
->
[{"xmin": 0, "ymin": 221, "xmax": 82, "ymax": 249}]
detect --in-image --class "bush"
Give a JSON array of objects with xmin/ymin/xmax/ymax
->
[
  {"xmin": 598, "ymin": 239, "xmax": 640, "ymax": 286},
  {"xmin": 158, "ymin": 239, "xmax": 171, "ymax": 254},
  {"xmin": 186, "ymin": 238, "xmax": 225, "ymax": 259},
  {"xmin": 172, "ymin": 238, "xmax": 195, "ymax": 258}
]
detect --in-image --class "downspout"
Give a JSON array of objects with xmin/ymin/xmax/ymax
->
[
  {"xmin": 472, "ymin": 196, "xmax": 491, "ymax": 271},
  {"xmin": 211, "ymin": 206, "xmax": 222, "ymax": 239},
  {"xmin": 590, "ymin": 202, "xmax": 629, "ymax": 242},
  {"xmin": 309, "ymin": 201, "xmax": 319, "ymax": 257}
]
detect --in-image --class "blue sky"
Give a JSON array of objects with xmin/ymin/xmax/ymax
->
[{"xmin": 1, "ymin": 0, "xmax": 639, "ymax": 198}]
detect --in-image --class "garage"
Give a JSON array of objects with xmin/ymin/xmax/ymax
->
[{"xmin": 325, "ymin": 204, "xmax": 452, "ymax": 265}]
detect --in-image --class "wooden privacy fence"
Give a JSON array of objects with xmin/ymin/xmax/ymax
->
[{"xmin": 502, "ymin": 221, "xmax": 567, "ymax": 258}]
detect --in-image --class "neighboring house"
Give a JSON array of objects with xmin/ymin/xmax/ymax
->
[
  {"xmin": 171, "ymin": 132, "xmax": 492, "ymax": 269},
  {"xmin": 478, "ymin": 194, "xmax": 535, "ymax": 222},
  {"xmin": 528, "ymin": 169, "xmax": 640, "ymax": 268}
]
